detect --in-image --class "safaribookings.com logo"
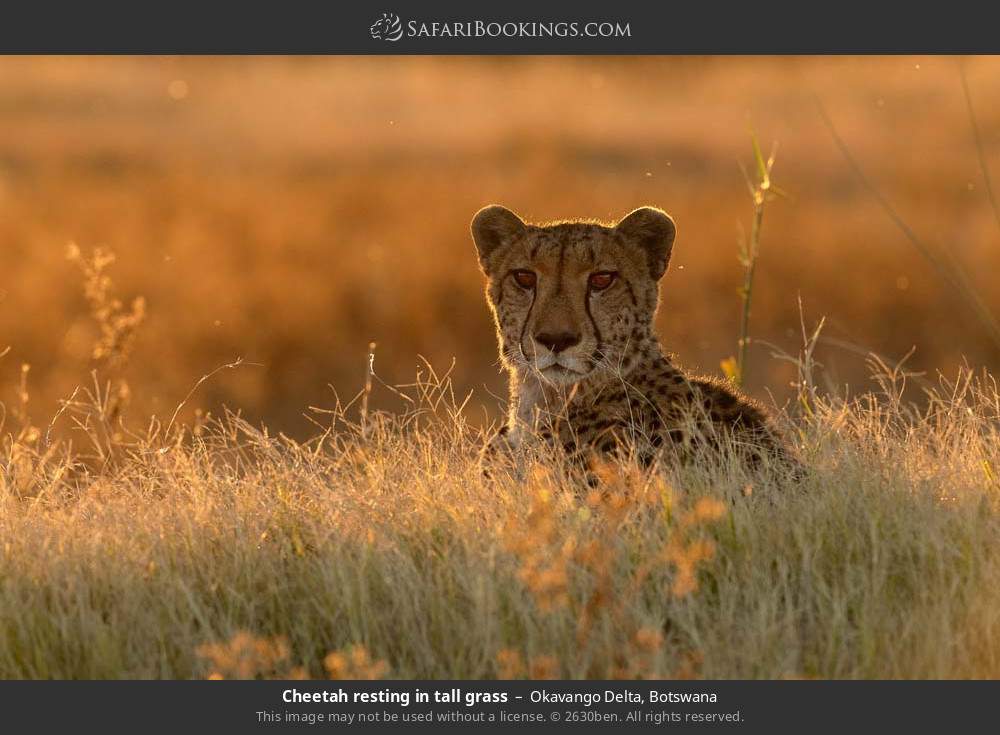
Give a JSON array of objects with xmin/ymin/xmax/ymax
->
[
  {"xmin": 370, "ymin": 13, "xmax": 404, "ymax": 41},
  {"xmin": 370, "ymin": 13, "xmax": 631, "ymax": 42}
]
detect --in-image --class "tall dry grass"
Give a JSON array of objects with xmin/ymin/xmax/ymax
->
[{"xmin": 2, "ymin": 324, "xmax": 1000, "ymax": 678}]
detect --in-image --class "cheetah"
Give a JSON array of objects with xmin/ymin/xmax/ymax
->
[{"xmin": 471, "ymin": 204, "xmax": 793, "ymax": 470}]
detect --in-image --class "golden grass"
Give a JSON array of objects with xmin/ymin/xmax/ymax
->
[{"xmin": 2, "ymin": 343, "xmax": 1000, "ymax": 679}]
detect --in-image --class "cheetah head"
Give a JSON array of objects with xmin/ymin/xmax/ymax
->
[{"xmin": 472, "ymin": 205, "xmax": 675, "ymax": 387}]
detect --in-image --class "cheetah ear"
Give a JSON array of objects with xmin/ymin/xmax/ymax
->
[
  {"xmin": 615, "ymin": 207, "xmax": 676, "ymax": 280},
  {"xmin": 471, "ymin": 205, "xmax": 526, "ymax": 270}
]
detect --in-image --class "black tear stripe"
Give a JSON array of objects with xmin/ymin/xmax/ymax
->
[
  {"xmin": 518, "ymin": 282, "xmax": 537, "ymax": 362},
  {"xmin": 584, "ymin": 289, "xmax": 604, "ymax": 368}
]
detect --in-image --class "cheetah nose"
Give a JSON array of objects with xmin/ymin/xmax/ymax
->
[{"xmin": 534, "ymin": 331, "xmax": 581, "ymax": 354}]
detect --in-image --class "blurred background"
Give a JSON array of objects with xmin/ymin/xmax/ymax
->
[{"xmin": 1, "ymin": 56, "xmax": 999, "ymax": 435}]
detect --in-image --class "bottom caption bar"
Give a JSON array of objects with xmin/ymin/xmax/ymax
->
[{"xmin": 2, "ymin": 680, "xmax": 995, "ymax": 733}]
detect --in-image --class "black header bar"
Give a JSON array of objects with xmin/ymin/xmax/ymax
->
[{"xmin": 1, "ymin": 1, "xmax": 999, "ymax": 54}]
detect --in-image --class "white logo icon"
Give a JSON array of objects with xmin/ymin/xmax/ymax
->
[{"xmin": 370, "ymin": 13, "xmax": 403, "ymax": 41}]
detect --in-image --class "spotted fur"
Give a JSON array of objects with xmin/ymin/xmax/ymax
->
[{"xmin": 471, "ymin": 204, "xmax": 792, "ymax": 468}]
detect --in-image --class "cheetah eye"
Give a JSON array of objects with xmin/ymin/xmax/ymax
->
[
  {"xmin": 588, "ymin": 271, "xmax": 617, "ymax": 291},
  {"xmin": 512, "ymin": 270, "xmax": 537, "ymax": 289}
]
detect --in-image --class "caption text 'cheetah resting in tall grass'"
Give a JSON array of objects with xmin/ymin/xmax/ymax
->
[{"xmin": 472, "ymin": 204, "xmax": 794, "ymax": 470}]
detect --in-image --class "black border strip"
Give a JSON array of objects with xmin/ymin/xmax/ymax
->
[{"xmin": 2, "ymin": 1, "xmax": 1000, "ymax": 54}]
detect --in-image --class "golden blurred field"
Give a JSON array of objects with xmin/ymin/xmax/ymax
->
[{"xmin": 2, "ymin": 56, "xmax": 999, "ymax": 434}]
